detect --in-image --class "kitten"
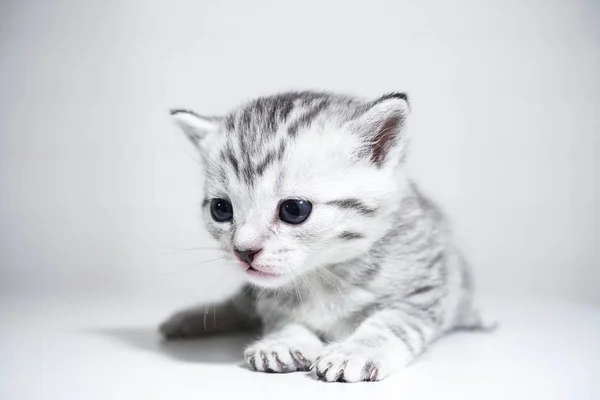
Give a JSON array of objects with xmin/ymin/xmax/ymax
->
[{"xmin": 160, "ymin": 91, "xmax": 488, "ymax": 382}]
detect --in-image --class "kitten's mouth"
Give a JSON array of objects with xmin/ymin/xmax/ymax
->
[{"xmin": 245, "ymin": 266, "xmax": 277, "ymax": 279}]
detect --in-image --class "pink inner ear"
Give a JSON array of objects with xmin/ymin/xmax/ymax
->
[{"xmin": 371, "ymin": 115, "xmax": 401, "ymax": 166}]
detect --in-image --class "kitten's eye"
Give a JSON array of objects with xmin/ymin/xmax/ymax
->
[
  {"xmin": 210, "ymin": 198, "xmax": 233, "ymax": 222},
  {"xmin": 279, "ymin": 199, "xmax": 312, "ymax": 225}
]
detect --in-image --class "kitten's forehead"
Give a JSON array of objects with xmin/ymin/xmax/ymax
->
[{"xmin": 211, "ymin": 92, "xmax": 365, "ymax": 189}]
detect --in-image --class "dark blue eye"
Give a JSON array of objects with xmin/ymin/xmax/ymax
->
[
  {"xmin": 210, "ymin": 199, "xmax": 233, "ymax": 222},
  {"xmin": 279, "ymin": 199, "xmax": 312, "ymax": 225}
]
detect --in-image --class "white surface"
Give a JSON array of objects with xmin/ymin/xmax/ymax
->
[
  {"xmin": 1, "ymin": 0, "xmax": 599, "ymax": 304},
  {"xmin": 1, "ymin": 1, "xmax": 599, "ymax": 397},
  {"xmin": 1, "ymin": 296, "xmax": 599, "ymax": 399}
]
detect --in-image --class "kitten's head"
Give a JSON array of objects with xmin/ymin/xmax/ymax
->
[{"xmin": 171, "ymin": 91, "xmax": 410, "ymax": 288}]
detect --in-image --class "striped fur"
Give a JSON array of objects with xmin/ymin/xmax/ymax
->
[{"xmin": 162, "ymin": 91, "xmax": 486, "ymax": 382}]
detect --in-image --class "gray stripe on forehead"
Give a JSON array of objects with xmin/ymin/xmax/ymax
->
[
  {"xmin": 232, "ymin": 92, "xmax": 314, "ymax": 137},
  {"xmin": 266, "ymin": 93, "xmax": 299, "ymax": 128},
  {"xmin": 236, "ymin": 139, "xmax": 287, "ymax": 185},
  {"xmin": 254, "ymin": 142, "xmax": 286, "ymax": 177},
  {"xmin": 224, "ymin": 114, "xmax": 236, "ymax": 131},
  {"xmin": 288, "ymin": 97, "xmax": 331, "ymax": 137},
  {"xmin": 254, "ymin": 150, "xmax": 276, "ymax": 177},
  {"xmin": 326, "ymin": 199, "xmax": 377, "ymax": 215},
  {"xmin": 221, "ymin": 147, "xmax": 240, "ymax": 178}
]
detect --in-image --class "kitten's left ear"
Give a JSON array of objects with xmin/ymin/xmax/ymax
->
[
  {"xmin": 170, "ymin": 109, "xmax": 220, "ymax": 149},
  {"xmin": 353, "ymin": 93, "xmax": 410, "ymax": 167}
]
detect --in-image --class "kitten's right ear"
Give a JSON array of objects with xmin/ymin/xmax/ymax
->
[{"xmin": 170, "ymin": 109, "xmax": 220, "ymax": 149}]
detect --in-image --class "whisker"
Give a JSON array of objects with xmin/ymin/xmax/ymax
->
[
  {"xmin": 160, "ymin": 256, "xmax": 226, "ymax": 275},
  {"xmin": 299, "ymin": 273, "xmax": 316, "ymax": 303},
  {"xmin": 314, "ymin": 270, "xmax": 342, "ymax": 292},
  {"xmin": 236, "ymin": 285, "xmax": 254, "ymax": 302},
  {"xmin": 161, "ymin": 245, "xmax": 222, "ymax": 254},
  {"xmin": 253, "ymin": 287, "xmax": 268, "ymax": 306},
  {"xmin": 314, "ymin": 267, "xmax": 351, "ymax": 299},
  {"xmin": 317, "ymin": 265, "xmax": 350, "ymax": 284},
  {"xmin": 290, "ymin": 275, "xmax": 304, "ymax": 307},
  {"xmin": 258, "ymin": 287, "xmax": 281, "ymax": 322}
]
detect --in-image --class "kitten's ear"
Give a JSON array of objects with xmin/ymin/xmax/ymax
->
[
  {"xmin": 353, "ymin": 93, "xmax": 410, "ymax": 167},
  {"xmin": 170, "ymin": 109, "xmax": 220, "ymax": 149}
]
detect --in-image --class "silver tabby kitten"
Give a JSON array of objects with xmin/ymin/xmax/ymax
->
[{"xmin": 161, "ymin": 91, "xmax": 487, "ymax": 382}]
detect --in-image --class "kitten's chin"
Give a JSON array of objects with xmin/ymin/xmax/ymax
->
[
  {"xmin": 245, "ymin": 266, "xmax": 278, "ymax": 280},
  {"xmin": 245, "ymin": 274, "xmax": 291, "ymax": 288},
  {"xmin": 244, "ymin": 267, "xmax": 297, "ymax": 288}
]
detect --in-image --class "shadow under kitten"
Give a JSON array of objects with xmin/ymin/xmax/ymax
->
[{"xmin": 82, "ymin": 327, "xmax": 254, "ymax": 364}]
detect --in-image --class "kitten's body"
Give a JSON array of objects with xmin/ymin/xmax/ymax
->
[
  {"xmin": 162, "ymin": 91, "xmax": 486, "ymax": 382},
  {"xmin": 251, "ymin": 181, "xmax": 478, "ymax": 336}
]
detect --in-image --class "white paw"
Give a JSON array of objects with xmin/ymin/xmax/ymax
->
[
  {"xmin": 245, "ymin": 336, "xmax": 323, "ymax": 373},
  {"xmin": 314, "ymin": 341, "xmax": 404, "ymax": 382}
]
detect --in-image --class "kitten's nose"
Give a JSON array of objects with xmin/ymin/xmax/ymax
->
[{"xmin": 234, "ymin": 248, "xmax": 261, "ymax": 265}]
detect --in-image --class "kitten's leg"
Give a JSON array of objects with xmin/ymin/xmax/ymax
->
[
  {"xmin": 314, "ymin": 306, "xmax": 439, "ymax": 382},
  {"xmin": 160, "ymin": 287, "xmax": 260, "ymax": 339},
  {"xmin": 245, "ymin": 324, "xmax": 324, "ymax": 373}
]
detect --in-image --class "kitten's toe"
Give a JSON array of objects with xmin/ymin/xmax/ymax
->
[
  {"xmin": 290, "ymin": 350, "xmax": 312, "ymax": 371},
  {"xmin": 245, "ymin": 346, "xmax": 295, "ymax": 373},
  {"xmin": 315, "ymin": 342, "xmax": 398, "ymax": 382},
  {"xmin": 244, "ymin": 340, "xmax": 321, "ymax": 373}
]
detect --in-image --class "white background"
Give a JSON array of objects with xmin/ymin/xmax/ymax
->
[
  {"xmin": 1, "ymin": 0, "xmax": 599, "ymax": 305},
  {"xmin": 1, "ymin": 2, "xmax": 599, "ymax": 399}
]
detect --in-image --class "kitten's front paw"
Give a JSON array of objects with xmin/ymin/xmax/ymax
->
[
  {"xmin": 245, "ymin": 337, "xmax": 323, "ymax": 373},
  {"xmin": 315, "ymin": 342, "xmax": 403, "ymax": 383}
]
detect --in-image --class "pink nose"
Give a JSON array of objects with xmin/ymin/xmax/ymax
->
[{"xmin": 234, "ymin": 248, "xmax": 261, "ymax": 265}]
